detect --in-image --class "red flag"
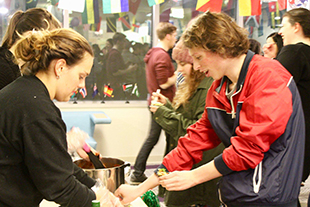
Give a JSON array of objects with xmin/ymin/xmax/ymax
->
[
  {"xmin": 196, "ymin": 0, "xmax": 223, "ymax": 13},
  {"xmin": 269, "ymin": 2, "xmax": 276, "ymax": 12},
  {"xmin": 104, "ymin": 85, "xmax": 114, "ymax": 97},
  {"xmin": 129, "ymin": 0, "xmax": 142, "ymax": 15},
  {"xmin": 278, "ymin": 0, "xmax": 287, "ymax": 11}
]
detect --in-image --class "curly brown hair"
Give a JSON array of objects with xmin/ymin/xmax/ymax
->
[{"xmin": 183, "ymin": 12, "xmax": 249, "ymax": 58}]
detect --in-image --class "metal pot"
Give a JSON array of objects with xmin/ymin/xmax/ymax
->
[{"xmin": 74, "ymin": 157, "xmax": 130, "ymax": 193}]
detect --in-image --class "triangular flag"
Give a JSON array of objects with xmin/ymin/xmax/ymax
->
[
  {"xmin": 196, "ymin": 0, "xmax": 223, "ymax": 13},
  {"xmin": 129, "ymin": 0, "xmax": 142, "ymax": 15}
]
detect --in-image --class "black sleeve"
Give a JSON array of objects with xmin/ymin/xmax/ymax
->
[
  {"xmin": 23, "ymin": 118, "xmax": 96, "ymax": 207},
  {"xmin": 276, "ymin": 46, "xmax": 302, "ymax": 83},
  {"xmin": 0, "ymin": 61, "xmax": 18, "ymax": 90},
  {"xmin": 73, "ymin": 164, "xmax": 96, "ymax": 188}
]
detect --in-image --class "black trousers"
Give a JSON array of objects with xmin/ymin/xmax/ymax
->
[{"xmin": 133, "ymin": 113, "xmax": 162, "ymax": 176}]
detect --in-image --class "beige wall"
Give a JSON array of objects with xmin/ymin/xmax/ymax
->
[{"xmin": 56, "ymin": 101, "xmax": 166, "ymax": 165}]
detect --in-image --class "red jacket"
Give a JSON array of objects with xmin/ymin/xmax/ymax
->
[{"xmin": 159, "ymin": 52, "xmax": 305, "ymax": 206}]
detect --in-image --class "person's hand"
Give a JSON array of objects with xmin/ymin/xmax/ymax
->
[
  {"xmin": 76, "ymin": 145, "xmax": 101, "ymax": 162},
  {"xmin": 158, "ymin": 170, "xmax": 196, "ymax": 191},
  {"xmin": 128, "ymin": 63, "xmax": 138, "ymax": 72},
  {"xmin": 149, "ymin": 105, "xmax": 159, "ymax": 113},
  {"xmin": 151, "ymin": 92, "xmax": 167, "ymax": 105},
  {"xmin": 67, "ymin": 127, "xmax": 88, "ymax": 154},
  {"xmin": 114, "ymin": 184, "xmax": 142, "ymax": 205},
  {"xmin": 96, "ymin": 186, "xmax": 123, "ymax": 207}
]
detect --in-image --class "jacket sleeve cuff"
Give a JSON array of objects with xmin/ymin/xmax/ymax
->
[
  {"xmin": 214, "ymin": 154, "xmax": 233, "ymax": 175},
  {"xmin": 154, "ymin": 164, "xmax": 170, "ymax": 177}
]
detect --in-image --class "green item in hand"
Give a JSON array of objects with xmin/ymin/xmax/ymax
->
[{"xmin": 141, "ymin": 190, "xmax": 160, "ymax": 207}]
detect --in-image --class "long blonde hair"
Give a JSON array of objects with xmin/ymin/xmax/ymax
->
[{"xmin": 172, "ymin": 67, "xmax": 206, "ymax": 109}]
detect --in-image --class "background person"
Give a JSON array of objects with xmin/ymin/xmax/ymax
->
[
  {"xmin": 249, "ymin": 38, "xmax": 262, "ymax": 55},
  {"xmin": 0, "ymin": 28, "xmax": 121, "ymax": 207},
  {"xmin": 0, "ymin": 8, "xmax": 61, "ymax": 90},
  {"xmin": 115, "ymin": 11, "xmax": 305, "ymax": 207},
  {"xmin": 275, "ymin": 8, "xmax": 310, "ymax": 205},
  {"xmin": 263, "ymin": 32, "xmax": 283, "ymax": 59},
  {"xmin": 149, "ymin": 38, "xmax": 224, "ymax": 207},
  {"xmin": 105, "ymin": 32, "xmax": 137, "ymax": 99},
  {"xmin": 130, "ymin": 22, "xmax": 177, "ymax": 183}
]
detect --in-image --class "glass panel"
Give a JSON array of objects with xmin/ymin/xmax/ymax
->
[{"xmin": 0, "ymin": 0, "xmax": 293, "ymax": 102}]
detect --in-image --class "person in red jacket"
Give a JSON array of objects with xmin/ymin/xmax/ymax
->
[{"xmin": 116, "ymin": 11, "xmax": 305, "ymax": 207}]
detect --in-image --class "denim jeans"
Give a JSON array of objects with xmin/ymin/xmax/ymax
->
[{"xmin": 133, "ymin": 113, "xmax": 162, "ymax": 176}]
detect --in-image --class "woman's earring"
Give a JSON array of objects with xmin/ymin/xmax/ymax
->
[{"xmin": 56, "ymin": 75, "xmax": 60, "ymax": 79}]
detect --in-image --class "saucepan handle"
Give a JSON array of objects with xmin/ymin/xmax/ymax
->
[{"xmin": 123, "ymin": 162, "xmax": 131, "ymax": 177}]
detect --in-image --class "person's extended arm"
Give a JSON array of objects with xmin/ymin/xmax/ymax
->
[
  {"xmin": 159, "ymin": 72, "xmax": 176, "ymax": 89},
  {"xmin": 115, "ymin": 173, "xmax": 160, "ymax": 205},
  {"xmin": 159, "ymin": 160, "xmax": 222, "ymax": 191},
  {"xmin": 112, "ymin": 63, "xmax": 137, "ymax": 76}
]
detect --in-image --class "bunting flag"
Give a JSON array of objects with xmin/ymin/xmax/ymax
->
[
  {"xmin": 107, "ymin": 17, "xmax": 117, "ymax": 33},
  {"xmin": 129, "ymin": 0, "xmax": 142, "ymax": 15},
  {"xmin": 26, "ymin": 0, "xmax": 38, "ymax": 10},
  {"xmin": 58, "ymin": 0, "xmax": 85, "ymax": 12},
  {"xmin": 131, "ymin": 83, "xmax": 140, "ymax": 97},
  {"xmin": 103, "ymin": 0, "xmax": 129, "ymax": 14},
  {"xmin": 51, "ymin": 0, "xmax": 59, "ymax": 6},
  {"xmin": 278, "ymin": 0, "xmax": 287, "ymax": 10},
  {"xmin": 92, "ymin": 84, "xmax": 99, "ymax": 98},
  {"xmin": 86, "ymin": 0, "xmax": 95, "ymax": 24},
  {"xmin": 148, "ymin": 0, "xmax": 164, "ymax": 7},
  {"xmin": 196, "ymin": 0, "xmax": 223, "ymax": 13},
  {"xmin": 79, "ymin": 87, "xmax": 87, "ymax": 98},
  {"xmin": 104, "ymin": 85, "xmax": 114, "ymax": 97},
  {"xmin": 239, "ymin": 0, "xmax": 261, "ymax": 16},
  {"xmin": 269, "ymin": 1, "xmax": 276, "ymax": 12},
  {"xmin": 119, "ymin": 14, "xmax": 131, "ymax": 31},
  {"xmin": 82, "ymin": 2, "xmax": 88, "ymax": 24},
  {"xmin": 93, "ymin": 0, "xmax": 100, "ymax": 24},
  {"xmin": 123, "ymin": 83, "xmax": 133, "ymax": 92},
  {"xmin": 96, "ymin": 17, "xmax": 102, "ymax": 32}
]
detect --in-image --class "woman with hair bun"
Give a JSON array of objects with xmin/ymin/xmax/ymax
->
[
  {"xmin": 0, "ymin": 28, "xmax": 122, "ymax": 207},
  {"xmin": 0, "ymin": 7, "xmax": 61, "ymax": 90}
]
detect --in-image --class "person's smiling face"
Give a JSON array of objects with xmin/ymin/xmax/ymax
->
[
  {"xmin": 189, "ymin": 47, "xmax": 225, "ymax": 81},
  {"xmin": 279, "ymin": 16, "xmax": 295, "ymax": 46}
]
